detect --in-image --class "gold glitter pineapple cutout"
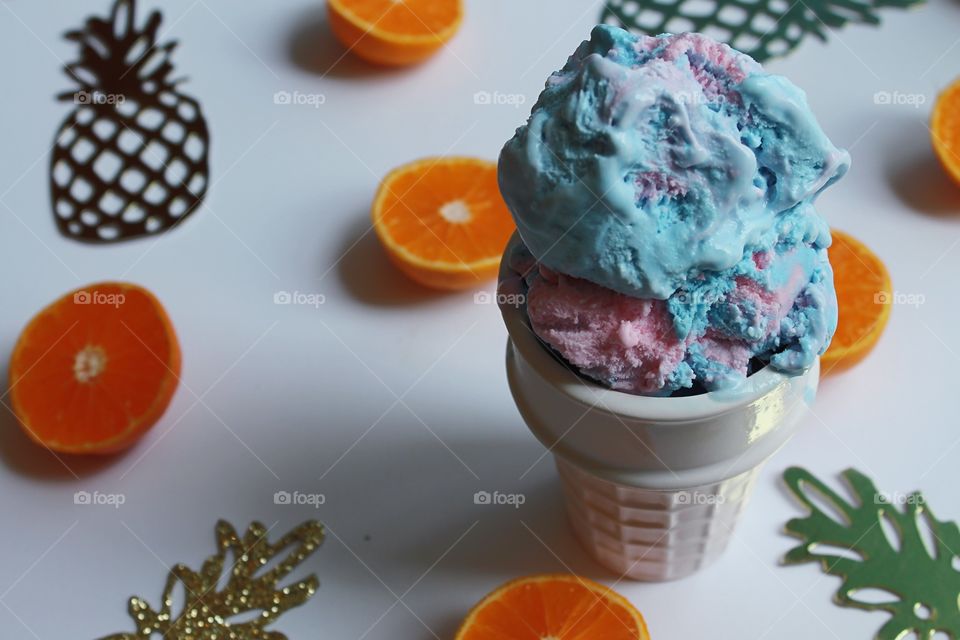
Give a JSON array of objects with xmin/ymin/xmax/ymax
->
[
  {"xmin": 51, "ymin": 0, "xmax": 210, "ymax": 242},
  {"xmin": 101, "ymin": 520, "xmax": 324, "ymax": 640}
]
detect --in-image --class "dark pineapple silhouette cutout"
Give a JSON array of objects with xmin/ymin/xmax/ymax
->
[{"xmin": 50, "ymin": 0, "xmax": 210, "ymax": 242}]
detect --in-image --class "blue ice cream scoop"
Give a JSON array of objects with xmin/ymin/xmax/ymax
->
[{"xmin": 498, "ymin": 24, "xmax": 850, "ymax": 300}]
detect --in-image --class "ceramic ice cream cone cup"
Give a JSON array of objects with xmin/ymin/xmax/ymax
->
[
  {"xmin": 493, "ymin": 25, "xmax": 846, "ymax": 581},
  {"xmin": 498, "ymin": 256, "xmax": 820, "ymax": 582}
]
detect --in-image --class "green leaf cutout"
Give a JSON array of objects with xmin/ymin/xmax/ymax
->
[
  {"xmin": 783, "ymin": 467, "xmax": 960, "ymax": 640},
  {"xmin": 600, "ymin": 0, "xmax": 924, "ymax": 62}
]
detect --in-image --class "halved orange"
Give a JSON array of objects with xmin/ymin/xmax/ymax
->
[
  {"xmin": 931, "ymin": 78, "xmax": 960, "ymax": 186},
  {"xmin": 371, "ymin": 157, "xmax": 515, "ymax": 290},
  {"xmin": 8, "ymin": 282, "xmax": 181, "ymax": 454},
  {"xmin": 454, "ymin": 574, "xmax": 650, "ymax": 640},
  {"xmin": 327, "ymin": 0, "xmax": 463, "ymax": 66},
  {"xmin": 821, "ymin": 229, "xmax": 892, "ymax": 375}
]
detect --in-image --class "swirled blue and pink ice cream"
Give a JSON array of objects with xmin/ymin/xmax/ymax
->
[{"xmin": 498, "ymin": 25, "xmax": 849, "ymax": 396}]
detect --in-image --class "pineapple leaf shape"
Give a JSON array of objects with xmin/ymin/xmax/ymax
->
[
  {"xmin": 51, "ymin": 0, "xmax": 210, "ymax": 242},
  {"xmin": 783, "ymin": 467, "xmax": 960, "ymax": 640},
  {"xmin": 100, "ymin": 520, "xmax": 324, "ymax": 640},
  {"xmin": 600, "ymin": 0, "xmax": 924, "ymax": 63}
]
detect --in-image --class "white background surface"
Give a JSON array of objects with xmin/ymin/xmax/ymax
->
[{"xmin": 0, "ymin": 0, "xmax": 958, "ymax": 638}]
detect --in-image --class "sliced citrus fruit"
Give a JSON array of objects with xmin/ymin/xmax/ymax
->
[
  {"xmin": 327, "ymin": 0, "xmax": 463, "ymax": 66},
  {"xmin": 371, "ymin": 157, "xmax": 515, "ymax": 290},
  {"xmin": 822, "ymin": 229, "xmax": 892, "ymax": 375},
  {"xmin": 8, "ymin": 282, "xmax": 181, "ymax": 454},
  {"xmin": 454, "ymin": 574, "xmax": 650, "ymax": 640},
  {"xmin": 931, "ymin": 78, "xmax": 960, "ymax": 186}
]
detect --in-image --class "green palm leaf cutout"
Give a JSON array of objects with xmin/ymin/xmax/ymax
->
[
  {"xmin": 600, "ymin": 0, "xmax": 924, "ymax": 62},
  {"xmin": 783, "ymin": 467, "xmax": 960, "ymax": 640},
  {"xmin": 100, "ymin": 519, "xmax": 324, "ymax": 640}
]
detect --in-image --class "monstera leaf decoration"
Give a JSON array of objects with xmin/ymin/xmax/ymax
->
[
  {"xmin": 783, "ymin": 467, "xmax": 960, "ymax": 640},
  {"xmin": 601, "ymin": 0, "xmax": 924, "ymax": 62}
]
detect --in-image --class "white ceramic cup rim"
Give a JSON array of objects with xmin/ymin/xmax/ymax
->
[{"xmin": 498, "ymin": 234, "xmax": 803, "ymax": 423}]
